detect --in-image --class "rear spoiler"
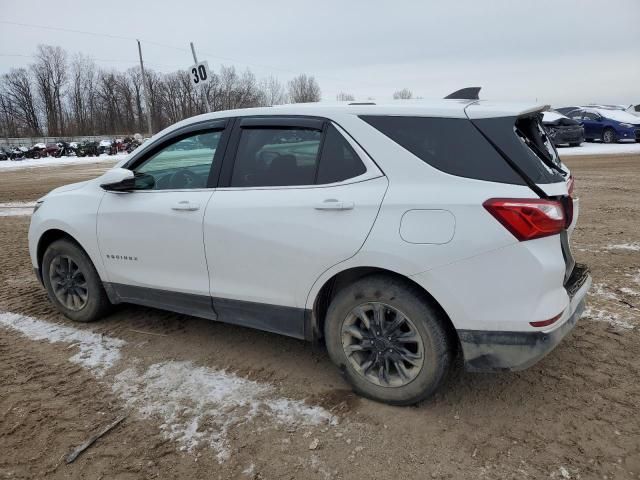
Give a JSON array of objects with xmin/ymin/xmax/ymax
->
[
  {"xmin": 444, "ymin": 87, "xmax": 481, "ymax": 100},
  {"xmin": 465, "ymin": 103, "xmax": 550, "ymax": 119}
]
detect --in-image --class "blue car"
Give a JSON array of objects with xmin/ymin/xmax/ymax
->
[{"xmin": 563, "ymin": 107, "xmax": 640, "ymax": 143}]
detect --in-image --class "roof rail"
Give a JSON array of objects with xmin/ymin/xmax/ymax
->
[
  {"xmin": 444, "ymin": 87, "xmax": 481, "ymax": 100},
  {"xmin": 348, "ymin": 102, "xmax": 376, "ymax": 105}
]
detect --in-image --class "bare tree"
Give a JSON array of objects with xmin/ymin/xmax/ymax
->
[
  {"xmin": 68, "ymin": 54, "xmax": 97, "ymax": 135},
  {"xmin": 288, "ymin": 74, "xmax": 321, "ymax": 103},
  {"xmin": 32, "ymin": 45, "xmax": 68, "ymax": 135},
  {"xmin": 393, "ymin": 88, "xmax": 413, "ymax": 100},
  {"xmin": 1, "ymin": 68, "xmax": 41, "ymax": 136},
  {"xmin": 0, "ymin": 45, "xmax": 324, "ymax": 138},
  {"xmin": 259, "ymin": 76, "xmax": 287, "ymax": 106},
  {"xmin": 336, "ymin": 92, "xmax": 355, "ymax": 101}
]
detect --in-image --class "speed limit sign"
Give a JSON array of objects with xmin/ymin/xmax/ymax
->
[{"xmin": 189, "ymin": 61, "xmax": 211, "ymax": 87}]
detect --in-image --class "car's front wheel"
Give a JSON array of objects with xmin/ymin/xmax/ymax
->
[
  {"xmin": 324, "ymin": 274, "xmax": 452, "ymax": 405},
  {"xmin": 42, "ymin": 239, "xmax": 111, "ymax": 322},
  {"xmin": 603, "ymin": 128, "xmax": 617, "ymax": 144}
]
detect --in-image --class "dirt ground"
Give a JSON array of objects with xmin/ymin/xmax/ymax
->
[{"xmin": 0, "ymin": 154, "xmax": 639, "ymax": 480}]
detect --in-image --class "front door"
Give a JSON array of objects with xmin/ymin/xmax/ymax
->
[
  {"xmin": 97, "ymin": 124, "xmax": 228, "ymax": 318},
  {"xmin": 203, "ymin": 117, "xmax": 387, "ymax": 337},
  {"xmin": 580, "ymin": 111, "xmax": 602, "ymax": 140}
]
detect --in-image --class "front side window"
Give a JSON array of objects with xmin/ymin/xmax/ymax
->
[
  {"xmin": 134, "ymin": 130, "xmax": 221, "ymax": 190},
  {"xmin": 231, "ymin": 128, "xmax": 322, "ymax": 187}
]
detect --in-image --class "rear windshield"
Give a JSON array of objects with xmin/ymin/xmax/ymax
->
[{"xmin": 360, "ymin": 116, "xmax": 524, "ymax": 184}]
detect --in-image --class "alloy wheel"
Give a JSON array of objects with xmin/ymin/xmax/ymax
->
[
  {"xmin": 603, "ymin": 130, "xmax": 615, "ymax": 143},
  {"xmin": 49, "ymin": 255, "xmax": 89, "ymax": 311},
  {"xmin": 341, "ymin": 302, "xmax": 425, "ymax": 388}
]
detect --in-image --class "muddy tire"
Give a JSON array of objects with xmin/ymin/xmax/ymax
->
[
  {"xmin": 42, "ymin": 239, "xmax": 111, "ymax": 322},
  {"xmin": 324, "ymin": 274, "xmax": 452, "ymax": 405}
]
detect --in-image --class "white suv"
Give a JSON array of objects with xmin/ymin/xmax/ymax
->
[{"xmin": 29, "ymin": 100, "xmax": 591, "ymax": 405}]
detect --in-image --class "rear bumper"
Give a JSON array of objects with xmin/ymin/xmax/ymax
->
[
  {"xmin": 549, "ymin": 127, "xmax": 584, "ymax": 145},
  {"xmin": 459, "ymin": 266, "xmax": 591, "ymax": 372}
]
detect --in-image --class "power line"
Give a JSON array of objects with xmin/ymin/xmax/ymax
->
[
  {"xmin": 0, "ymin": 19, "xmax": 350, "ymax": 83},
  {"xmin": 0, "ymin": 53, "xmax": 183, "ymax": 70}
]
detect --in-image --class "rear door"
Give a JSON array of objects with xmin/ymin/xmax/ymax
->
[{"xmin": 203, "ymin": 116, "xmax": 387, "ymax": 338}]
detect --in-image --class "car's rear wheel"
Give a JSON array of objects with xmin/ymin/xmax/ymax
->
[
  {"xmin": 42, "ymin": 239, "xmax": 111, "ymax": 322},
  {"xmin": 603, "ymin": 128, "xmax": 616, "ymax": 144},
  {"xmin": 324, "ymin": 274, "xmax": 452, "ymax": 405}
]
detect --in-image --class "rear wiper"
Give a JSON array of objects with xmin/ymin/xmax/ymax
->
[{"xmin": 516, "ymin": 128, "xmax": 567, "ymax": 177}]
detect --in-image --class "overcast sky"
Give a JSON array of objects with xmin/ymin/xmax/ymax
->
[{"xmin": 1, "ymin": 0, "xmax": 638, "ymax": 106}]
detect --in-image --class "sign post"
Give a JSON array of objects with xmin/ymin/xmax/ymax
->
[
  {"xmin": 189, "ymin": 42, "xmax": 212, "ymax": 112},
  {"xmin": 137, "ymin": 40, "xmax": 153, "ymax": 136}
]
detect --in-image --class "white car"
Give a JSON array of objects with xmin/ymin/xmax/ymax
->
[{"xmin": 28, "ymin": 101, "xmax": 591, "ymax": 404}]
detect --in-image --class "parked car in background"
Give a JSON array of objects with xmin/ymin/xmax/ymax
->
[
  {"xmin": 555, "ymin": 106, "xmax": 579, "ymax": 116},
  {"xmin": 564, "ymin": 107, "xmax": 640, "ymax": 143},
  {"xmin": 627, "ymin": 104, "xmax": 640, "ymax": 117},
  {"xmin": 29, "ymin": 101, "xmax": 590, "ymax": 405},
  {"xmin": 542, "ymin": 111, "xmax": 584, "ymax": 147}
]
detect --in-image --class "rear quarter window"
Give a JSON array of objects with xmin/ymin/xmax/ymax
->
[{"xmin": 360, "ymin": 116, "xmax": 524, "ymax": 184}]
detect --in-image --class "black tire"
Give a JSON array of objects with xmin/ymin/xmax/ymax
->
[
  {"xmin": 42, "ymin": 239, "xmax": 111, "ymax": 322},
  {"xmin": 324, "ymin": 274, "xmax": 452, "ymax": 405},
  {"xmin": 602, "ymin": 128, "xmax": 616, "ymax": 144}
]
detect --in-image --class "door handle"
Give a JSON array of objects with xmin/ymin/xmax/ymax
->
[
  {"xmin": 171, "ymin": 201, "xmax": 200, "ymax": 211},
  {"xmin": 314, "ymin": 199, "xmax": 354, "ymax": 211}
]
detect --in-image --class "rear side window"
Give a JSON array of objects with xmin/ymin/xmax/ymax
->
[
  {"xmin": 361, "ymin": 116, "xmax": 523, "ymax": 184},
  {"xmin": 471, "ymin": 115, "xmax": 565, "ymax": 184},
  {"xmin": 316, "ymin": 125, "xmax": 366, "ymax": 184},
  {"xmin": 231, "ymin": 128, "xmax": 321, "ymax": 187}
]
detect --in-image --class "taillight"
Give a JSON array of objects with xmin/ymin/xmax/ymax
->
[
  {"xmin": 483, "ymin": 198, "xmax": 566, "ymax": 241},
  {"xmin": 530, "ymin": 311, "xmax": 563, "ymax": 328}
]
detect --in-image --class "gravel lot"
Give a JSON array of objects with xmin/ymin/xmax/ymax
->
[{"xmin": 1, "ymin": 153, "xmax": 639, "ymax": 479}]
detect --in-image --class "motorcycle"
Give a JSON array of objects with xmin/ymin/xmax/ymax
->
[
  {"xmin": 77, "ymin": 141, "xmax": 99, "ymax": 157},
  {"xmin": 54, "ymin": 141, "xmax": 78, "ymax": 157},
  {"xmin": 98, "ymin": 139, "xmax": 112, "ymax": 155},
  {"xmin": 8, "ymin": 146, "xmax": 41, "ymax": 160}
]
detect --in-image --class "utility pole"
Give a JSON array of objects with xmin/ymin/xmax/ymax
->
[
  {"xmin": 190, "ymin": 42, "xmax": 211, "ymax": 112},
  {"xmin": 137, "ymin": 40, "xmax": 153, "ymax": 137}
]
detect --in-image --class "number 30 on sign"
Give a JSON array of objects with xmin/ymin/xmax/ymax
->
[{"xmin": 189, "ymin": 61, "xmax": 211, "ymax": 86}]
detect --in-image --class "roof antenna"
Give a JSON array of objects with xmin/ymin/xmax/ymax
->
[{"xmin": 444, "ymin": 87, "xmax": 481, "ymax": 100}]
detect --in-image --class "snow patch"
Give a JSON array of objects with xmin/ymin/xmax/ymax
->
[
  {"xmin": 0, "ymin": 310, "xmax": 336, "ymax": 462},
  {"xmin": 112, "ymin": 360, "xmax": 336, "ymax": 462},
  {"xmin": 0, "ymin": 311, "xmax": 125, "ymax": 376},
  {"xmin": 558, "ymin": 142, "xmax": 640, "ymax": 157},
  {"xmin": 620, "ymin": 287, "xmax": 639, "ymax": 296},
  {"xmin": 0, "ymin": 201, "xmax": 36, "ymax": 217},
  {"xmin": 590, "ymin": 283, "xmax": 619, "ymax": 301},
  {"xmin": 583, "ymin": 307, "xmax": 635, "ymax": 330},
  {"xmin": 0, "ymin": 154, "xmax": 125, "ymax": 171},
  {"xmin": 605, "ymin": 242, "xmax": 640, "ymax": 252}
]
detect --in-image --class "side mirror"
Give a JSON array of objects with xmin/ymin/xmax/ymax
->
[{"xmin": 100, "ymin": 168, "xmax": 154, "ymax": 192}]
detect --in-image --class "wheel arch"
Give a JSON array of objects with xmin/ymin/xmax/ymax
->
[
  {"xmin": 36, "ymin": 229, "xmax": 94, "ymax": 281},
  {"xmin": 308, "ymin": 266, "xmax": 460, "ymax": 355}
]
